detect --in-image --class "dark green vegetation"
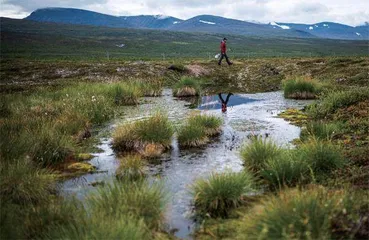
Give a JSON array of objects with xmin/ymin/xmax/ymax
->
[{"xmin": 1, "ymin": 18, "xmax": 368, "ymax": 60}]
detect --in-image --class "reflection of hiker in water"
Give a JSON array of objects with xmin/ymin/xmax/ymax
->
[
  {"xmin": 218, "ymin": 93, "xmax": 233, "ymax": 112},
  {"xmin": 218, "ymin": 38, "xmax": 233, "ymax": 66}
]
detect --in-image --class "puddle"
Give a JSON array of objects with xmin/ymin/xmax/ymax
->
[{"xmin": 61, "ymin": 89, "xmax": 312, "ymax": 239}]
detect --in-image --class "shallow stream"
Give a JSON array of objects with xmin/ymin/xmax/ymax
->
[{"xmin": 62, "ymin": 89, "xmax": 311, "ymax": 239}]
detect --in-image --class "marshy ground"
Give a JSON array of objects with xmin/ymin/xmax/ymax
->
[{"xmin": 1, "ymin": 57, "xmax": 368, "ymax": 239}]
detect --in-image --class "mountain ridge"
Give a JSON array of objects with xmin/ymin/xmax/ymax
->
[{"xmin": 25, "ymin": 7, "xmax": 369, "ymax": 40}]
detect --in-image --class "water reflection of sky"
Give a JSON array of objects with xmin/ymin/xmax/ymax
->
[{"xmin": 198, "ymin": 93, "xmax": 260, "ymax": 110}]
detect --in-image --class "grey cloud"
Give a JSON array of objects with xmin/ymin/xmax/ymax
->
[
  {"xmin": 293, "ymin": 2, "xmax": 329, "ymax": 14},
  {"xmin": 145, "ymin": 0, "xmax": 222, "ymax": 9},
  {"xmin": 3, "ymin": 0, "xmax": 108, "ymax": 11}
]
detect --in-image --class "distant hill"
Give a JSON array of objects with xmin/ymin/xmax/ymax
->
[
  {"xmin": 26, "ymin": 8, "xmax": 182, "ymax": 29},
  {"xmin": 273, "ymin": 22, "xmax": 369, "ymax": 40},
  {"xmin": 25, "ymin": 8, "xmax": 369, "ymax": 40}
]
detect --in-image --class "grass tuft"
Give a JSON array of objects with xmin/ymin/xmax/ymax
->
[
  {"xmin": 191, "ymin": 171, "xmax": 255, "ymax": 217},
  {"xmin": 188, "ymin": 114, "xmax": 223, "ymax": 136},
  {"xmin": 300, "ymin": 121, "xmax": 341, "ymax": 141},
  {"xmin": 261, "ymin": 151, "xmax": 310, "ymax": 190},
  {"xmin": 116, "ymin": 155, "xmax": 146, "ymax": 181},
  {"xmin": 88, "ymin": 180, "xmax": 167, "ymax": 230},
  {"xmin": 240, "ymin": 136, "xmax": 282, "ymax": 171},
  {"xmin": 112, "ymin": 112, "xmax": 174, "ymax": 155},
  {"xmin": 283, "ymin": 76, "xmax": 322, "ymax": 99},
  {"xmin": 173, "ymin": 76, "xmax": 201, "ymax": 97}
]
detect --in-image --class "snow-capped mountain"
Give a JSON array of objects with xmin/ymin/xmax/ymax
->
[{"xmin": 25, "ymin": 8, "xmax": 368, "ymax": 40}]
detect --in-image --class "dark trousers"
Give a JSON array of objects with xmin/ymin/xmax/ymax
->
[{"xmin": 218, "ymin": 53, "xmax": 232, "ymax": 65}]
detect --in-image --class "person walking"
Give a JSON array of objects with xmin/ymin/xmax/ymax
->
[{"xmin": 218, "ymin": 38, "xmax": 232, "ymax": 66}]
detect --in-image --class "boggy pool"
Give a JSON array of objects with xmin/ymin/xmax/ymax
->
[{"xmin": 62, "ymin": 89, "xmax": 311, "ymax": 239}]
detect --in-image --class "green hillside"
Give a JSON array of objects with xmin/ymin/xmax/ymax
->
[{"xmin": 1, "ymin": 17, "xmax": 368, "ymax": 60}]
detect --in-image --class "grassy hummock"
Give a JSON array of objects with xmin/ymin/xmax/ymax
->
[
  {"xmin": 173, "ymin": 76, "xmax": 201, "ymax": 97},
  {"xmin": 282, "ymin": 76, "xmax": 322, "ymax": 99},
  {"xmin": 112, "ymin": 113, "xmax": 174, "ymax": 157},
  {"xmin": 191, "ymin": 171, "xmax": 255, "ymax": 217},
  {"xmin": 188, "ymin": 114, "xmax": 223, "ymax": 136},
  {"xmin": 178, "ymin": 113, "xmax": 222, "ymax": 148}
]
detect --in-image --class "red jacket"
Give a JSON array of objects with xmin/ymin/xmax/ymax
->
[{"xmin": 220, "ymin": 41, "xmax": 226, "ymax": 53}]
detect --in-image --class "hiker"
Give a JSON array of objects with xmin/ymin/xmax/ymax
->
[
  {"xmin": 218, "ymin": 38, "xmax": 232, "ymax": 66},
  {"xmin": 218, "ymin": 93, "xmax": 233, "ymax": 112}
]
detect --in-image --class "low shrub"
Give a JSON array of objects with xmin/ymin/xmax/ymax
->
[
  {"xmin": 283, "ymin": 76, "xmax": 322, "ymax": 99},
  {"xmin": 116, "ymin": 155, "xmax": 146, "ymax": 181},
  {"xmin": 307, "ymin": 87, "xmax": 369, "ymax": 119},
  {"xmin": 191, "ymin": 171, "xmax": 255, "ymax": 217},
  {"xmin": 240, "ymin": 136, "xmax": 282, "ymax": 171},
  {"xmin": 240, "ymin": 186, "xmax": 368, "ymax": 240},
  {"xmin": 173, "ymin": 76, "xmax": 201, "ymax": 97}
]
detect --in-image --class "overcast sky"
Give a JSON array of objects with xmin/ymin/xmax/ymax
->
[{"xmin": 1, "ymin": 0, "xmax": 368, "ymax": 26}]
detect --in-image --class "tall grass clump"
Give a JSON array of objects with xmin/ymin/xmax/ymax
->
[
  {"xmin": 240, "ymin": 187, "xmax": 368, "ymax": 239},
  {"xmin": 261, "ymin": 151, "xmax": 310, "ymax": 190},
  {"xmin": 50, "ymin": 213, "xmax": 150, "ymax": 240},
  {"xmin": 188, "ymin": 114, "xmax": 223, "ymax": 136},
  {"xmin": 300, "ymin": 121, "xmax": 341, "ymax": 141},
  {"xmin": 108, "ymin": 82, "xmax": 142, "ymax": 105},
  {"xmin": 307, "ymin": 87, "xmax": 369, "ymax": 119},
  {"xmin": 0, "ymin": 158, "xmax": 63, "ymax": 239},
  {"xmin": 116, "ymin": 155, "xmax": 146, "ymax": 181},
  {"xmin": 88, "ymin": 181, "xmax": 167, "ymax": 230},
  {"xmin": 136, "ymin": 79, "xmax": 163, "ymax": 97},
  {"xmin": 191, "ymin": 171, "xmax": 255, "ymax": 217},
  {"xmin": 297, "ymin": 139, "xmax": 344, "ymax": 177},
  {"xmin": 173, "ymin": 76, "xmax": 201, "ymax": 97},
  {"xmin": 283, "ymin": 76, "xmax": 322, "ymax": 99},
  {"xmin": 0, "ymin": 158, "xmax": 56, "ymax": 205},
  {"xmin": 240, "ymin": 136, "xmax": 282, "ymax": 171},
  {"xmin": 112, "ymin": 113, "xmax": 174, "ymax": 156},
  {"xmin": 177, "ymin": 122, "xmax": 208, "ymax": 148}
]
